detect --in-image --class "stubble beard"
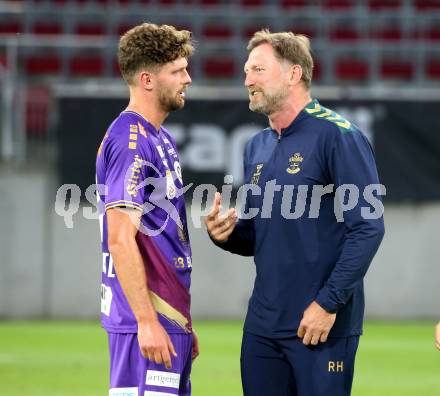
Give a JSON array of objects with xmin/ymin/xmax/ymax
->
[
  {"xmin": 158, "ymin": 87, "xmax": 184, "ymax": 113},
  {"xmin": 249, "ymin": 87, "xmax": 288, "ymax": 116}
]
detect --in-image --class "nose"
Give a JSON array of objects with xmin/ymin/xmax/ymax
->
[
  {"xmin": 244, "ymin": 73, "xmax": 253, "ymax": 88},
  {"xmin": 184, "ymin": 69, "xmax": 192, "ymax": 85}
]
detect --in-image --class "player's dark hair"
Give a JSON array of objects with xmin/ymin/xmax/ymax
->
[
  {"xmin": 118, "ymin": 23, "xmax": 195, "ymax": 85},
  {"xmin": 247, "ymin": 29, "xmax": 313, "ymax": 89}
]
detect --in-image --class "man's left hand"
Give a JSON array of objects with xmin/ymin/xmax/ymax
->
[
  {"xmin": 297, "ymin": 301, "xmax": 336, "ymax": 346},
  {"xmin": 192, "ymin": 329, "xmax": 200, "ymax": 361}
]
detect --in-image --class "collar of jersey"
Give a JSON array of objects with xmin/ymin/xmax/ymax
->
[
  {"xmin": 269, "ymin": 98, "xmax": 318, "ymax": 139},
  {"xmin": 122, "ymin": 110, "xmax": 162, "ymax": 136}
]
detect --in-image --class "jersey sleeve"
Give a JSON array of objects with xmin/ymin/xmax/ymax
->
[
  {"xmin": 315, "ymin": 126, "xmax": 385, "ymax": 313},
  {"xmin": 104, "ymin": 132, "xmax": 154, "ymax": 212}
]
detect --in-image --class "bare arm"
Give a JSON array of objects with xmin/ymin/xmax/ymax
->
[{"xmin": 107, "ymin": 207, "xmax": 176, "ymax": 368}]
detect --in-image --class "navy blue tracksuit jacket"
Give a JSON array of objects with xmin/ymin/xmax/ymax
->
[{"xmin": 216, "ymin": 99, "xmax": 385, "ymax": 339}]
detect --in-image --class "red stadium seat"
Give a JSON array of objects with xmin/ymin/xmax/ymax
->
[
  {"xmin": 312, "ymin": 59, "xmax": 322, "ymax": 81},
  {"xmin": 242, "ymin": 27, "xmax": 260, "ymax": 40},
  {"xmin": 75, "ymin": 0, "xmax": 109, "ymax": 5},
  {"xmin": 426, "ymin": 59, "xmax": 440, "ymax": 79},
  {"xmin": 202, "ymin": 25, "xmax": 233, "ymax": 39},
  {"xmin": 69, "ymin": 55, "xmax": 104, "ymax": 76},
  {"xmin": 25, "ymin": 55, "xmax": 62, "ymax": 76},
  {"xmin": 117, "ymin": 24, "xmax": 133, "ymax": 36},
  {"xmin": 113, "ymin": 58, "xmax": 121, "ymax": 76},
  {"xmin": 241, "ymin": 0, "xmax": 264, "ymax": 7},
  {"xmin": 329, "ymin": 27, "xmax": 360, "ymax": 42},
  {"xmin": 0, "ymin": 53, "xmax": 8, "ymax": 70},
  {"xmin": 369, "ymin": 0, "xmax": 401, "ymax": 9},
  {"xmin": 280, "ymin": 0, "xmax": 306, "ymax": 8},
  {"xmin": 26, "ymin": 85, "xmax": 51, "ymax": 137},
  {"xmin": 425, "ymin": 27, "xmax": 440, "ymax": 41},
  {"xmin": 371, "ymin": 27, "xmax": 402, "ymax": 41},
  {"xmin": 32, "ymin": 22, "xmax": 63, "ymax": 35},
  {"xmin": 323, "ymin": 0, "xmax": 354, "ymax": 10},
  {"xmin": 203, "ymin": 57, "xmax": 235, "ymax": 78},
  {"xmin": 0, "ymin": 22, "xmax": 22, "ymax": 35},
  {"xmin": 200, "ymin": 0, "xmax": 221, "ymax": 6},
  {"xmin": 336, "ymin": 59, "xmax": 369, "ymax": 80},
  {"xmin": 289, "ymin": 26, "xmax": 317, "ymax": 39},
  {"xmin": 75, "ymin": 23, "xmax": 105, "ymax": 36},
  {"xmin": 415, "ymin": 0, "xmax": 440, "ymax": 10},
  {"xmin": 380, "ymin": 60, "xmax": 414, "ymax": 79}
]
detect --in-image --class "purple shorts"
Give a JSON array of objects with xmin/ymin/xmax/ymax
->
[{"xmin": 108, "ymin": 332, "xmax": 193, "ymax": 396}]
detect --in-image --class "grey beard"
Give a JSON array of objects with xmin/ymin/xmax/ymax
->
[{"xmin": 249, "ymin": 91, "xmax": 287, "ymax": 116}]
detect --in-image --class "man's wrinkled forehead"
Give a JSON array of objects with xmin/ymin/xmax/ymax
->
[{"xmin": 244, "ymin": 43, "xmax": 277, "ymax": 71}]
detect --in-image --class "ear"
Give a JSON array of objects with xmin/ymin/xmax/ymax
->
[
  {"xmin": 139, "ymin": 70, "xmax": 154, "ymax": 91},
  {"xmin": 289, "ymin": 64, "xmax": 303, "ymax": 86}
]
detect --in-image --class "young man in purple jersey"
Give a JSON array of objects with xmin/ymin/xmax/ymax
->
[{"xmin": 96, "ymin": 23, "xmax": 198, "ymax": 396}]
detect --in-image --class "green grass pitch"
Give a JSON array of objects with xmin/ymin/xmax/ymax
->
[{"xmin": 0, "ymin": 320, "xmax": 438, "ymax": 395}]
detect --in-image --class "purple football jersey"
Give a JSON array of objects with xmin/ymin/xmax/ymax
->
[{"xmin": 96, "ymin": 110, "xmax": 192, "ymax": 334}]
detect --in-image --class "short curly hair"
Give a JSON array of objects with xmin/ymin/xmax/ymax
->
[
  {"xmin": 247, "ymin": 29, "xmax": 313, "ymax": 89},
  {"xmin": 118, "ymin": 23, "xmax": 195, "ymax": 85}
]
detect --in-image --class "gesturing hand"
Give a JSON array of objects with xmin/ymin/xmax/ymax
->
[
  {"xmin": 297, "ymin": 301, "xmax": 336, "ymax": 346},
  {"xmin": 204, "ymin": 192, "xmax": 238, "ymax": 243},
  {"xmin": 138, "ymin": 321, "xmax": 177, "ymax": 369}
]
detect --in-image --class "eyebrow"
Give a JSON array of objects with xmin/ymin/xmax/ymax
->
[{"xmin": 244, "ymin": 64, "xmax": 262, "ymax": 73}]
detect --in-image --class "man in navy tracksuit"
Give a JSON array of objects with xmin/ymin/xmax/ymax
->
[{"xmin": 205, "ymin": 29, "xmax": 385, "ymax": 396}]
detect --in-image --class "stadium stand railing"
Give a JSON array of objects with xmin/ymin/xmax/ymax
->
[{"xmin": 0, "ymin": 0, "xmax": 439, "ymax": 163}]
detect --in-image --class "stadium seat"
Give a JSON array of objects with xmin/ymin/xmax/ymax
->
[
  {"xmin": 312, "ymin": 59, "xmax": 322, "ymax": 81},
  {"xmin": 288, "ymin": 26, "xmax": 317, "ymax": 38},
  {"xmin": 241, "ymin": 0, "xmax": 264, "ymax": 7},
  {"xmin": 75, "ymin": 23, "xmax": 105, "ymax": 36},
  {"xmin": 380, "ymin": 59, "xmax": 414, "ymax": 79},
  {"xmin": 32, "ymin": 22, "xmax": 63, "ymax": 35},
  {"xmin": 329, "ymin": 27, "xmax": 360, "ymax": 42},
  {"xmin": 280, "ymin": 0, "xmax": 306, "ymax": 8},
  {"xmin": 74, "ymin": 0, "xmax": 109, "ymax": 6},
  {"xmin": 322, "ymin": 0, "xmax": 354, "ymax": 10},
  {"xmin": 203, "ymin": 57, "xmax": 235, "ymax": 78},
  {"xmin": 426, "ymin": 59, "xmax": 440, "ymax": 79},
  {"xmin": 25, "ymin": 55, "xmax": 62, "ymax": 76},
  {"xmin": 117, "ymin": 23, "xmax": 133, "ymax": 36},
  {"xmin": 335, "ymin": 59, "xmax": 369, "ymax": 80},
  {"xmin": 69, "ymin": 55, "xmax": 104, "ymax": 76},
  {"xmin": 369, "ymin": 0, "xmax": 402, "ymax": 9},
  {"xmin": 371, "ymin": 27, "xmax": 403, "ymax": 41},
  {"xmin": 0, "ymin": 21, "xmax": 22, "ymax": 35},
  {"xmin": 242, "ymin": 27, "xmax": 260, "ymax": 40},
  {"xmin": 199, "ymin": 0, "xmax": 221, "ymax": 6},
  {"xmin": 415, "ymin": 0, "xmax": 440, "ymax": 10},
  {"xmin": 113, "ymin": 58, "xmax": 121, "ymax": 76},
  {"xmin": 0, "ymin": 53, "xmax": 7, "ymax": 70},
  {"xmin": 26, "ymin": 85, "xmax": 51, "ymax": 137},
  {"xmin": 425, "ymin": 27, "xmax": 440, "ymax": 41},
  {"xmin": 202, "ymin": 25, "xmax": 233, "ymax": 40}
]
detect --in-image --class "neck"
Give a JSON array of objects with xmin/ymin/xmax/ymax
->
[
  {"xmin": 268, "ymin": 91, "xmax": 312, "ymax": 134},
  {"xmin": 126, "ymin": 89, "xmax": 168, "ymax": 131}
]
